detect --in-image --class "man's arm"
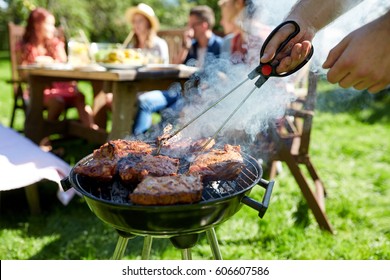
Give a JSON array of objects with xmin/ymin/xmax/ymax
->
[
  {"xmin": 260, "ymin": 0, "xmax": 365, "ymax": 73},
  {"xmin": 322, "ymin": 9, "xmax": 390, "ymax": 93}
]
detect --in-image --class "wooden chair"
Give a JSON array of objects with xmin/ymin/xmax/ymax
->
[
  {"xmin": 7, "ymin": 22, "xmax": 28, "ymax": 129},
  {"xmin": 266, "ymin": 70, "xmax": 333, "ymax": 233},
  {"xmin": 157, "ymin": 28, "xmax": 185, "ymax": 64},
  {"xmin": 7, "ymin": 22, "xmax": 72, "ymax": 130}
]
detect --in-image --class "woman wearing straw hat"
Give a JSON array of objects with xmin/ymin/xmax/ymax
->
[
  {"xmin": 92, "ymin": 3, "xmax": 169, "ymax": 129},
  {"xmin": 125, "ymin": 3, "xmax": 169, "ymax": 64}
]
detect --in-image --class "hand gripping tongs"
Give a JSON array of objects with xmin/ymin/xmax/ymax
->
[{"xmin": 156, "ymin": 20, "xmax": 314, "ymax": 152}]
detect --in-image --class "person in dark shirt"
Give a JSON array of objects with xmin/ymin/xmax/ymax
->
[{"xmin": 132, "ymin": 5, "xmax": 223, "ymax": 136}]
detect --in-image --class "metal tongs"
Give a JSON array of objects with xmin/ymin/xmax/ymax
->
[{"xmin": 156, "ymin": 20, "xmax": 314, "ymax": 153}]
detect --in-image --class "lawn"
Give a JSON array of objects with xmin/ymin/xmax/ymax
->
[{"xmin": 0, "ymin": 52, "xmax": 389, "ymax": 260}]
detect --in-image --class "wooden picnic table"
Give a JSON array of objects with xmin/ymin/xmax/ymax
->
[{"xmin": 20, "ymin": 64, "xmax": 197, "ymax": 144}]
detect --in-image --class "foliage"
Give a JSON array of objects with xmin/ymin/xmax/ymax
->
[{"xmin": 0, "ymin": 0, "xmax": 221, "ymax": 47}]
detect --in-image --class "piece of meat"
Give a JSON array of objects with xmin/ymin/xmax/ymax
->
[
  {"xmin": 118, "ymin": 154, "xmax": 180, "ymax": 185},
  {"xmin": 73, "ymin": 158, "xmax": 117, "ymax": 181},
  {"xmin": 93, "ymin": 139, "xmax": 154, "ymax": 160},
  {"xmin": 130, "ymin": 174, "xmax": 203, "ymax": 205},
  {"xmin": 74, "ymin": 140, "xmax": 155, "ymax": 181},
  {"xmin": 188, "ymin": 144, "xmax": 244, "ymax": 182},
  {"xmin": 159, "ymin": 137, "xmax": 215, "ymax": 158}
]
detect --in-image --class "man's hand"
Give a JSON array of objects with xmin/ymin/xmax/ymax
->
[
  {"xmin": 323, "ymin": 13, "xmax": 390, "ymax": 93},
  {"xmin": 260, "ymin": 19, "xmax": 315, "ymax": 73}
]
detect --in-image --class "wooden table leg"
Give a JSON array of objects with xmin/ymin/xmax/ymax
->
[
  {"xmin": 25, "ymin": 75, "xmax": 46, "ymax": 144},
  {"xmin": 109, "ymin": 82, "xmax": 138, "ymax": 140},
  {"xmin": 109, "ymin": 78, "xmax": 188, "ymax": 140}
]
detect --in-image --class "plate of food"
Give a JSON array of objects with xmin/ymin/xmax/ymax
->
[
  {"xmin": 139, "ymin": 64, "xmax": 181, "ymax": 72},
  {"xmin": 98, "ymin": 62, "xmax": 143, "ymax": 70},
  {"xmin": 96, "ymin": 48, "xmax": 145, "ymax": 69},
  {"xmin": 42, "ymin": 63, "xmax": 74, "ymax": 70},
  {"xmin": 74, "ymin": 64, "xmax": 107, "ymax": 72}
]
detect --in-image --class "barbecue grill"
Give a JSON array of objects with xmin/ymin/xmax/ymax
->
[{"xmin": 62, "ymin": 151, "xmax": 274, "ymax": 260}]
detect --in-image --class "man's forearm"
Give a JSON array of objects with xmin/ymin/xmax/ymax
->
[{"xmin": 286, "ymin": 0, "xmax": 365, "ymax": 31}]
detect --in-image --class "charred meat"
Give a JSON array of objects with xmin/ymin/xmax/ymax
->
[
  {"xmin": 73, "ymin": 158, "xmax": 117, "ymax": 181},
  {"xmin": 74, "ymin": 139, "xmax": 155, "ymax": 181},
  {"xmin": 118, "ymin": 154, "xmax": 180, "ymax": 185},
  {"xmin": 93, "ymin": 139, "xmax": 154, "ymax": 160},
  {"xmin": 130, "ymin": 174, "xmax": 203, "ymax": 205},
  {"xmin": 159, "ymin": 137, "xmax": 216, "ymax": 158},
  {"xmin": 188, "ymin": 144, "xmax": 244, "ymax": 182}
]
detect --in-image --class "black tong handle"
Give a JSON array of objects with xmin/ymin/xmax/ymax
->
[{"xmin": 249, "ymin": 20, "xmax": 314, "ymax": 82}]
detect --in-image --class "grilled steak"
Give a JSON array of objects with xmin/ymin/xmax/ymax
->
[
  {"xmin": 73, "ymin": 158, "xmax": 117, "ymax": 181},
  {"xmin": 159, "ymin": 137, "xmax": 216, "ymax": 158},
  {"xmin": 93, "ymin": 139, "xmax": 154, "ymax": 160},
  {"xmin": 74, "ymin": 140, "xmax": 155, "ymax": 181},
  {"xmin": 188, "ymin": 144, "xmax": 243, "ymax": 182},
  {"xmin": 118, "ymin": 154, "xmax": 180, "ymax": 185},
  {"xmin": 130, "ymin": 174, "xmax": 203, "ymax": 205}
]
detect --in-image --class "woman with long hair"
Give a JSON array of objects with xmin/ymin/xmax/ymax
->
[
  {"xmin": 17, "ymin": 7, "xmax": 94, "ymax": 127},
  {"xmin": 125, "ymin": 3, "xmax": 169, "ymax": 63}
]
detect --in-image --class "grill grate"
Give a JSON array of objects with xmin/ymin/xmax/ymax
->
[{"xmin": 74, "ymin": 153, "xmax": 261, "ymax": 205}]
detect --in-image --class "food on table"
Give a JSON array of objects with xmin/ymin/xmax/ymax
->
[
  {"xmin": 34, "ymin": 55, "xmax": 54, "ymax": 65},
  {"xmin": 95, "ymin": 48, "xmax": 145, "ymax": 65},
  {"xmin": 130, "ymin": 174, "xmax": 203, "ymax": 205}
]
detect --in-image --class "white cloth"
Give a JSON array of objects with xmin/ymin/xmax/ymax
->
[{"xmin": 0, "ymin": 124, "xmax": 75, "ymax": 205}]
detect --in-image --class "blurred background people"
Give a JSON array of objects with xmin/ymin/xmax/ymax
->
[
  {"xmin": 218, "ymin": 0, "xmax": 272, "ymax": 65},
  {"xmin": 17, "ymin": 7, "xmax": 94, "ymax": 127},
  {"xmin": 133, "ymin": 5, "xmax": 223, "ymax": 136},
  {"xmin": 218, "ymin": 0, "xmax": 247, "ymax": 63},
  {"xmin": 16, "ymin": 7, "xmax": 97, "ymax": 151},
  {"xmin": 172, "ymin": 5, "xmax": 223, "ymax": 68},
  {"xmin": 93, "ymin": 3, "xmax": 169, "ymax": 130},
  {"xmin": 125, "ymin": 3, "xmax": 169, "ymax": 64}
]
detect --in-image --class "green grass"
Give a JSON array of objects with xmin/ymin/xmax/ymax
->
[{"xmin": 0, "ymin": 53, "xmax": 389, "ymax": 260}]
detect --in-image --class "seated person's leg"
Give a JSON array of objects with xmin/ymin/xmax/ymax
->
[
  {"xmin": 93, "ymin": 92, "xmax": 113, "ymax": 129},
  {"xmin": 45, "ymin": 96, "xmax": 65, "ymax": 121},
  {"xmin": 92, "ymin": 81, "xmax": 113, "ymax": 129},
  {"xmin": 72, "ymin": 92, "xmax": 96, "ymax": 129},
  {"xmin": 133, "ymin": 90, "xmax": 170, "ymax": 135}
]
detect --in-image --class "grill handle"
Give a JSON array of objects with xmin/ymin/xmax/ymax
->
[
  {"xmin": 241, "ymin": 178, "xmax": 274, "ymax": 218},
  {"xmin": 61, "ymin": 177, "xmax": 72, "ymax": 192}
]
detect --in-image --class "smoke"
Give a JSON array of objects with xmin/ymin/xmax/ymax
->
[
  {"xmin": 178, "ymin": 63, "xmax": 294, "ymax": 138},
  {"xmin": 254, "ymin": 0, "xmax": 390, "ymax": 73},
  {"xmin": 142, "ymin": 0, "xmax": 389, "ymax": 160}
]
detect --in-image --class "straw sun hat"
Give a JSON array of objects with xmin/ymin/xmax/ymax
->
[{"xmin": 125, "ymin": 3, "xmax": 160, "ymax": 32}]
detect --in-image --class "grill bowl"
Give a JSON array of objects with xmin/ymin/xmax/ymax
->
[{"xmin": 63, "ymin": 152, "xmax": 270, "ymax": 237}]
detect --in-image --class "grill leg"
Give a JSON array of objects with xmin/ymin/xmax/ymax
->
[
  {"xmin": 206, "ymin": 228, "xmax": 223, "ymax": 260},
  {"xmin": 181, "ymin": 249, "xmax": 192, "ymax": 260},
  {"xmin": 112, "ymin": 236, "xmax": 129, "ymax": 260},
  {"xmin": 142, "ymin": 236, "xmax": 153, "ymax": 260}
]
